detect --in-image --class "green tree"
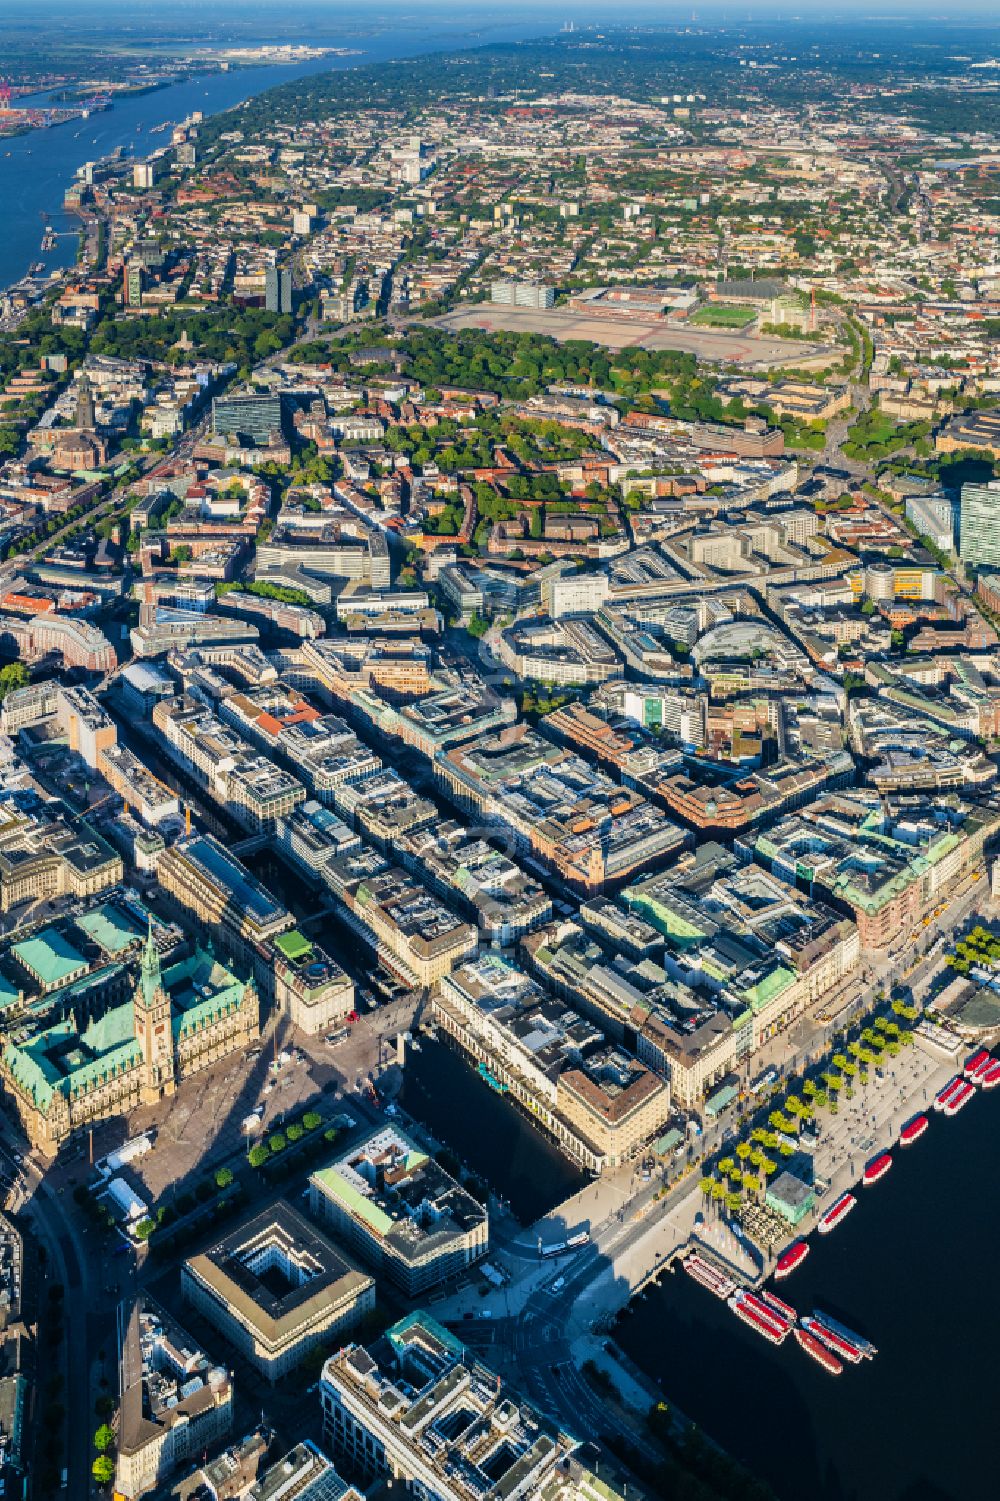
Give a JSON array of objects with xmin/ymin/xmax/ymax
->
[
  {"xmin": 93, "ymin": 1456, "xmax": 115, "ymax": 1487},
  {"xmin": 0, "ymin": 662, "xmax": 29, "ymax": 703},
  {"xmin": 248, "ymin": 1144, "xmax": 269, "ymax": 1168},
  {"xmin": 94, "ymin": 1424, "xmax": 115, "ymax": 1454},
  {"xmin": 215, "ymin": 1166, "xmax": 234, "ymax": 1189}
]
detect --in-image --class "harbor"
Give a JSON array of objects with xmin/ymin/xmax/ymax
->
[
  {"xmin": 616, "ymin": 1042, "xmax": 1000, "ymax": 1501},
  {"xmin": 0, "ymin": 15, "xmax": 557, "ymax": 294}
]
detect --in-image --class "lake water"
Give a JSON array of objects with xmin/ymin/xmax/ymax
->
[
  {"xmin": 399, "ymin": 1034, "xmax": 588, "ymax": 1225},
  {"xmin": 616, "ymin": 1083, "xmax": 998, "ymax": 1501},
  {"xmin": 0, "ymin": 14, "xmax": 557, "ymax": 290}
]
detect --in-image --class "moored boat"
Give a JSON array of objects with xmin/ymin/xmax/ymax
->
[
  {"xmin": 811, "ymin": 1309, "xmax": 877, "ymax": 1359},
  {"xmin": 795, "ymin": 1326, "xmax": 842, "ymax": 1375},
  {"xmin": 862, "ymin": 1151, "xmax": 892, "ymax": 1186},
  {"xmin": 741, "ymin": 1290, "xmax": 793, "ymax": 1335},
  {"xmin": 934, "ymin": 1075, "xmax": 965, "ymax": 1111},
  {"xmin": 775, "ymin": 1240, "xmax": 809, "ymax": 1279},
  {"xmin": 899, "ymin": 1113, "xmax": 928, "ymax": 1145},
  {"xmin": 981, "ymin": 1060, "xmax": 1000, "ymax": 1091},
  {"xmin": 817, "ymin": 1191, "xmax": 856, "ymax": 1235},
  {"xmin": 802, "ymin": 1314, "xmax": 864, "ymax": 1365},
  {"xmin": 728, "ymin": 1292, "xmax": 788, "ymax": 1345},
  {"xmin": 683, "ymin": 1253, "xmax": 736, "ymax": 1300},
  {"xmin": 762, "ymin": 1289, "xmax": 797, "ymax": 1324},
  {"xmin": 964, "ymin": 1048, "xmax": 991, "ymax": 1081},
  {"xmin": 943, "ymin": 1080, "xmax": 975, "ymax": 1116}
]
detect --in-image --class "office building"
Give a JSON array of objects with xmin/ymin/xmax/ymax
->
[
  {"xmin": 0, "ymin": 803, "xmax": 122, "ymax": 913},
  {"xmin": 265, "ymin": 267, "xmax": 293, "ymax": 315},
  {"xmin": 490, "ymin": 281, "xmax": 555, "ymax": 309},
  {"xmin": 334, "ymin": 865, "xmax": 478, "ymax": 988},
  {"xmin": 959, "ymin": 480, "xmax": 1000, "ymax": 569},
  {"xmin": 905, "ymin": 492, "xmax": 957, "ymax": 554},
  {"xmin": 115, "ymin": 1299, "xmax": 232, "ymax": 1501},
  {"xmin": 435, "ymin": 953, "xmax": 669, "ymax": 1170},
  {"xmin": 747, "ymin": 790, "xmax": 1000, "ymax": 950},
  {"xmin": 182, "ymin": 1201, "xmax": 374, "ymax": 1381},
  {"xmin": 212, "ymin": 394, "xmax": 285, "ymax": 448},
  {"xmin": 246, "ymin": 1442, "xmax": 365, "ymax": 1501},
  {"xmin": 157, "ymin": 834, "xmax": 293, "ymax": 985},
  {"xmin": 309, "ymin": 1126, "xmax": 488, "ymax": 1295},
  {"xmin": 269, "ymin": 929, "xmax": 355, "ymax": 1034},
  {"xmin": 321, "ymin": 1314, "xmax": 630, "ymax": 1500}
]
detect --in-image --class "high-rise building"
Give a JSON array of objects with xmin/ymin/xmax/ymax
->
[
  {"xmin": 905, "ymin": 492, "xmax": 956, "ymax": 554},
  {"xmin": 960, "ymin": 480, "xmax": 1000, "ymax": 568},
  {"xmin": 211, "ymin": 393, "xmax": 285, "ymax": 447},
  {"xmin": 265, "ymin": 266, "xmax": 293, "ymax": 314},
  {"xmin": 124, "ymin": 263, "xmax": 144, "ymax": 308}
]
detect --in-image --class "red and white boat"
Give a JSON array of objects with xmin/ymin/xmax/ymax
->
[
  {"xmin": 795, "ymin": 1326, "xmax": 842, "ymax": 1375},
  {"xmin": 811, "ymin": 1310, "xmax": 876, "ymax": 1359},
  {"xmin": 943, "ymin": 1080, "xmax": 975, "ymax": 1116},
  {"xmin": 964, "ymin": 1049, "xmax": 991, "ymax": 1082},
  {"xmin": 802, "ymin": 1315, "xmax": 864, "ymax": 1365},
  {"xmin": 817, "ymin": 1191, "xmax": 856, "ymax": 1235},
  {"xmin": 741, "ymin": 1290, "xmax": 793, "ymax": 1336},
  {"xmin": 981, "ymin": 1060, "xmax": 1000, "ymax": 1091},
  {"xmin": 899, "ymin": 1113, "xmax": 928, "ymax": 1146},
  {"xmin": 762, "ymin": 1289, "xmax": 797, "ymax": 1324},
  {"xmin": 683, "ymin": 1253, "xmax": 736, "ymax": 1300},
  {"xmin": 728, "ymin": 1292, "xmax": 788, "ymax": 1345},
  {"xmin": 862, "ymin": 1151, "xmax": 892, "ymax": 1186},
  {"xmin": 934, "ymin": 1076, "xmax": 965, "ymax": 1112},
  {"xmin": 775, "ymin": 1240, "xmax": 809, "ymax": 1280}
]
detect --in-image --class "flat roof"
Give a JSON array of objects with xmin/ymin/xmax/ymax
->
[
  {"xmin": 76, "ymin": 903, "xmax": 143, "ymax": 956},
  {"xmin": 274, "ymin": 929, "xmax": 313, "ymax": 963},
  {"xmin": 185, "ymin": 1200, "xmax": 371, "ymax": 1343}
]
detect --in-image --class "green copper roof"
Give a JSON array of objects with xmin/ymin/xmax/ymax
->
[
  {"xmin": 76, "ymin": 904, "xmax": 143, "ymax": 957},
  {"xmin": 12, "ymin": 929, "xmax": 86, "ymax": 988}
]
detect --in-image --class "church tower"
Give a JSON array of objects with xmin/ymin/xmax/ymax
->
[
  {"xmin": 75, "ymin": 372, "xmax": 96, "ymax": 432},
  {"xmin": 134, "ymin": 921, "xmax": 175, "ymax": 1102}
]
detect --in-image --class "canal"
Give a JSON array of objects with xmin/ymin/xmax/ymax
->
[
  {"xmin": 399, "ymin": 1035, "xmax": 588, "ymax": 1226},
  {"xmin": 615, "ymin": 1082, "xmax": 999, "ymax": 1501}
]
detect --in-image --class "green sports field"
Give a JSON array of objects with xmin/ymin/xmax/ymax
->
[{"xmin": 691, "ymin": 304, "xmax": 756, "ymax": 328}]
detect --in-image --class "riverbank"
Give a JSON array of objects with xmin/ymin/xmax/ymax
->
[
  {"xmin": 0, "ymin": 14, "xmax": 562, "ymax": 292},
  {"xmin": 615, "ymin": 1059, "xmax": 1000, "ymax": 1501},
  {"xmin": 753, "ymin": 1037, "xmax": 958, "ymax": 1275}
]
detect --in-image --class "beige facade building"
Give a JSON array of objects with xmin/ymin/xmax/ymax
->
[
  {"xmin": 115, "ymin": 1299, "xmax": 232, "ymax": 1501},
  {"xmin": 308, "ymin": 1126, "xmax": 488, "ymax": 1296},
  {"xmin": 182, "ymin": 1202, "xmax": 374, "ymax": 1382},
  {"xmin": 157, "ymin": 834, "xmax": 293, "ymax": 992}
]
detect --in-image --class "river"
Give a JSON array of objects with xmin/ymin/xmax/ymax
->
[
  {"xmin": 616, "ymin": 1083, "xmax": 998, "ymax": 1501},
  {"xmin": 0, "ymin": 14, "xmax": 559, "ymax": 291}
]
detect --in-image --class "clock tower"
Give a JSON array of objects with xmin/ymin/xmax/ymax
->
[{"xmin": 134, "ymin": 921, "xmax": 175, "ymax": 1102}]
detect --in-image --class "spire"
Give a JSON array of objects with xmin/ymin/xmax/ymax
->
[{"xmin": 139, "ymin": 916, "xmax": 161, "ymax": 1008}]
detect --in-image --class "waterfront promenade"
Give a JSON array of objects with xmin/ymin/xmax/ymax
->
[{"xmin": 433, "ymin": 1031, "xmax": 967, "ymax": 1356}]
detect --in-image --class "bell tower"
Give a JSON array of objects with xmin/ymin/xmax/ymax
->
[{"xmin": 134, "ymin": 920, "xmax": 175, "ymax": 1101}]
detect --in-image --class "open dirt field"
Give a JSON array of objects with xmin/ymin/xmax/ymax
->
[{"xmin": 428, "ymin": 304, "xmax": 834, "ymax": 368}]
